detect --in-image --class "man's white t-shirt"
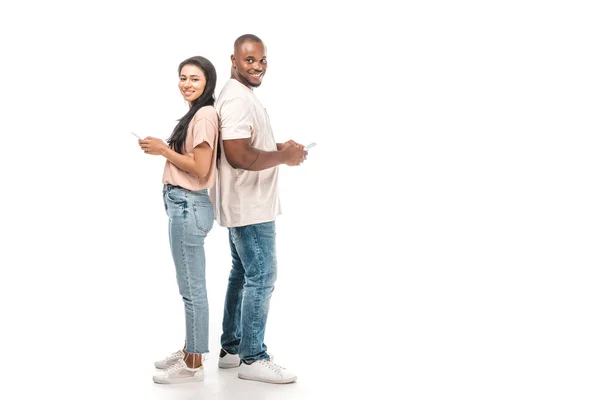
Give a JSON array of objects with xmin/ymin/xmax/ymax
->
[{"xmin": 211, "ymin": 79, "xmax": 281, "ymax": 227}]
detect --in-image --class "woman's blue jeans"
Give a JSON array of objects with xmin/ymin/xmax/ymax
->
[{"xmin": 163, "ymin": 184, "xmax": 214, "ymax": 355}]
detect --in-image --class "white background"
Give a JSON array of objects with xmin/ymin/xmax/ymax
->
[{"xmin": 1, "ymin": 0, "xmax": 599, "ymax": 399}]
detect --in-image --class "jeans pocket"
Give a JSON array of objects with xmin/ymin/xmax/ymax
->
[
  {"xmin": 192, "ymin": 201, "xmax": 214, "ymax": 234},
  {"xmin": 166, "ymin": 187, "xmax": 186, "ymax": 205},
  {"xmin": 163, "ymin": 190, "xmax": 168, "ymax": 215}
]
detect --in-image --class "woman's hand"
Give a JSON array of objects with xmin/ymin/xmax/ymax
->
[{"xmin": 139, "ymin": 136, "xmax": 168, "ymax": 156}]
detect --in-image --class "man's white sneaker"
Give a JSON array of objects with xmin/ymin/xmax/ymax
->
[
  {"xmin": 152, "ymin": 359, "xmax": 204, "ymax": 384},
  {"xmin": 218, "ymin": 349, "xmax": 275, "ymax": 369},
  {"xmin": 238, "ymin": 359, "xmax": 297, "ymax": 384},
  {"xmin": 218, "ymin": 349, "xmax": 241, "ymax": 369},
  {"xmin": 154, "ymin": 350, "xmax": 184, "ymax": 369}
]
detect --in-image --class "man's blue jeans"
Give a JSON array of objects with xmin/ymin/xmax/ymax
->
[
  {"xmin": 163, "ymin": 184, "xmax": 214, "ymax": 355},
  {"xmin": 221, "ymin": 221, "xmax": 277, "ymax": 363}
]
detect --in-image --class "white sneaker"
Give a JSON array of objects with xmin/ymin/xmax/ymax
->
[
  {"xmin": 155, "ymin": 350, "xmax": 208, "ymax": 369},
  {"xmin": 238, "ymin": 359, "xmax": 297, "ymax": 384},
  {"xmin": 153, "ymin": 359, "xmax": 204, "ymax": 384},
  {"xmin": 218, "ymin": 349, "xmax": 275, "ymax": 369},
  {"xmin": 218, "ymin": 349, "xmax": 241, "ymax": 369},
  {"xmin": 154, "ymin": 350, "xmax": 184, "ymax": 369}
]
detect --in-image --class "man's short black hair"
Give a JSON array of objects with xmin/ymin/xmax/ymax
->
[{"xmin": 234, "ymin": 34, "xmax": 263, "ymax": 50}]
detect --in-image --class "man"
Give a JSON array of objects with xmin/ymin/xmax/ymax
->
[{"xmin": 212, "ymin": 34, "xmax": 305, "ymax": 384}]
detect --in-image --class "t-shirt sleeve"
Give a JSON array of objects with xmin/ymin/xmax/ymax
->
[
  {"xmin": 219, "ymin": 97, "xmax": 252, "ymax": 140},
  {"xmin": 191, "ymin": 109, "xmax": 218, "ymax": 149}
]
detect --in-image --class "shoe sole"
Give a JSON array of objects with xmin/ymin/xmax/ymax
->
[
  {"xmin": 218, "ymin": 361, "xmax": 242, "ymax": 369},
  {"xmin": 153, "ymin": 375, "xmax": 204, "ymax": 384},
  {"xmin": 238, "ymin": 373, "xmax": 297, "ymax": 384}
]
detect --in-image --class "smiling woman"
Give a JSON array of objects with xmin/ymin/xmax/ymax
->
[
  {"xmin": 136, "ymin": 55, "xmax": 220, "ymax": 385},
  {"xmin": 179, "ymin": 65, "xmax": 207, "ymax": 103}
]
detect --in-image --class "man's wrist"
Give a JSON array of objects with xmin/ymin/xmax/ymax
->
[{"xmin": 276, "ymin": 148, "xmax": 286, "ymax": 165}]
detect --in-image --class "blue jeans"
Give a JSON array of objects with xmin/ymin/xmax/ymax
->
[
  {"xmin": 221, "ymin": 221, "xmax": 277, "ymax": 363},
  {"xmin": 163, "ymin": 184, "xmax": 214, "ymax": 355}
]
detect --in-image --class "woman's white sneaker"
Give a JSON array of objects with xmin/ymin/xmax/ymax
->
[
  {"xmin": 155, "ymin": 350, "xmax": 207, "ymax": 369},
  {"xmin": 154, "ymin": 350, "xmax": 184, "ymax": 369},
  {"xmin": 152, "ymin": 359, "xmax": 204, "ymax": 384},
  {"xmin": 238, "ymin": 359, "xmax": 297, "ymax": 384}
]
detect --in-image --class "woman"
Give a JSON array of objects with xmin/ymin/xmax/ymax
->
[{"xmin": 138, "ymin": 56, "xmax": 218, "ymax": 384}]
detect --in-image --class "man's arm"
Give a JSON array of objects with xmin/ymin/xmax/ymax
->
[
  {"xmin": 220, "ymin": 96, "xmax": 305, "ymax": 170},
  {"xmin": 223, "ymin": 139, "xmax": 305, "ymax": 171}
]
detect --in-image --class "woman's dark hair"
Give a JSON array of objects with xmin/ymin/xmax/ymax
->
[{"xmin": 167, "ymin": 56, "xmax": 217, "ymax": 155}]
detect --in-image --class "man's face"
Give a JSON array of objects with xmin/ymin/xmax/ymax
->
[{"xmin": 232, "ymin": 41, "xmax": 267, "ymax": 88}]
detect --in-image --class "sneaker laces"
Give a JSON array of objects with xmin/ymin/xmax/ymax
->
[
  {"xmin": 260, "ymin": 359, "xmax": 285, "ymax": 371},
  {"xmin": 165, "ymin": 350, "xmax": 184, "ymax": 361}
]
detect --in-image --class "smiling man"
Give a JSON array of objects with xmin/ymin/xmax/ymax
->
[
  {"xmin": 232, "ymin": 34, "xmax": 267, "ymax": 88},
  {"xmin": 211, "ymin": 34, "xmax": 306, "ymax": 384}
]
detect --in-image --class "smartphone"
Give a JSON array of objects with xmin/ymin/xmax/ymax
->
[
  {"xmin": 304, "ymin": 142, "xmax": 317, "ymax": 151},
  {"xmin": 131, "ymin": 132, "xmax": 142, "ymax": 139}
]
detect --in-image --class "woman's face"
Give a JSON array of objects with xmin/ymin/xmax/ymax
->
[{"xmin": 179, "ymin": 64, "xmax": 206, "ymax": 102}]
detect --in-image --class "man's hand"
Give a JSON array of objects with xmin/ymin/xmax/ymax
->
[
  {"xmin": 280, "ymin": 141, "xmax": 307, "ymax": 166},
  {"xmin": 278, "ymin": 140, "xmax": 305, "ymax": 150}
]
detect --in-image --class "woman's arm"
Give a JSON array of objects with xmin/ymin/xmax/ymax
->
[
  {"xmin": 161, "ymin": 141, "xmax": 212, "ymax": 178},
  {"xmin": 139, "ymin": 137, "xmax": 212, "ymax": 178}
]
